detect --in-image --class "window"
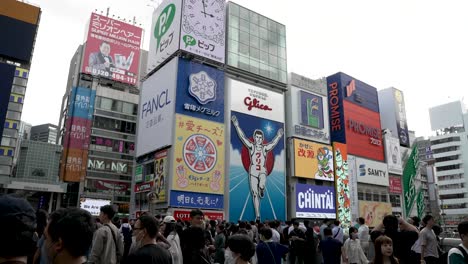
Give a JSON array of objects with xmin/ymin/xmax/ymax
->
[
  {"xmin": 390, "ymin": 195, "xmax": 401, "ymax": 207},
  {"xmin": 6, "ymin": 111, "xmax": 21, "ymax": 120},
  {"xmin": 8, "ymin": 102, "xmax": 22, "ymax": 112},
  {"xmin": 380, "ymin": 194, "xmax": 388, "ymax": 202},
  {"xmin": 1, "ymin": 137, "xmax": 16, "ymax": 147},
  {"xmin": 11, "ymin": 85, "xmax": 26, "ymax": 94},
  {"xmin": 358, "ymin": 192, "xmax": 364, "ymax": 200},
  {"xmin": 13, "ymin": 78, "xmax": 27, "ymax": 86},
  {"xmin": 122, "ymin": 102, "xmax": 134, "ymax": 115},
  {"xmin": 365, "ymin": 193, "xmax": 372, "ymax": 201},
  {"xmin": 100, "ymin": 97, "xmax": 112, "ymax": 111},
  {"xmin": 373, "ymin": 193, "xmax": 380, "ymax": 202}
]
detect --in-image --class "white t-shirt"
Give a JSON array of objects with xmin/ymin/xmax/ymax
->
[
  {"xmin": 332, "ymin": 226, "xmax": 344, "ymax": 243},
  {"xmin": 271, "ymin": 228, "xmax": 281, "ymax": 243},
  {"xmin": 358, "ymin": 224, "xmax": 369, "ymax": 242}
]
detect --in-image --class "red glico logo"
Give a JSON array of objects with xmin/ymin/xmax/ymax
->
[{"xmin": 244, "ymin": 97, "xmax": 272, "ymax": 111}]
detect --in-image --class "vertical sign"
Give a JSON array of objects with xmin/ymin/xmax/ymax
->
[
  {"xmin": 394, "ymin": 89, "xmax": 409, "ymax": 147},
  {"xmin": 333, "ymin": 142, "xmax": 351, "ymax": 229},
  {"xmin": 385, "ymin": 136, "xmax": 403, "ymax": 175},
  {"xmin": 152, "ymin": 149, "xmax": 168, "ymax": 203},
  {"xmin": 403, "ymin": 145, "xmax": 419, "ymax": 216},
  {"xmin": 416, "ymin": 189, "xmax": 425, "ymax": 219},
  {"xmin": 326, "ymin": 74, "xmax": 345, "ymax": 144},
  {"xmin": 348, "ymin": 155, "xmax": 359, "ymax": 220}
]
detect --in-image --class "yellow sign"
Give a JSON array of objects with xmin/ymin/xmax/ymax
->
[
  {"xmin": 359, "ymin": 201, "xmax": 392, "ymax": 227},
  {"xmin": 293, "ymin": 138, "xmax": 334, "ymax": 181},
  {"xmin": 172, "ymin": 114, "xmax": 225, "ymax": 194}
]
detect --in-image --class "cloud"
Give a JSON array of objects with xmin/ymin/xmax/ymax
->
[
  {"xmin": 273, "ymin": 149, "xmax": 286, "ymax": 172},
  {"xmin": 229, "ymin": 144, "xmax": 243, "ymax": 167}
]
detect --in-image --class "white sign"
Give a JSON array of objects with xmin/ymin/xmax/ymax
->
[
  {"xmin": 228, "ymin": 78, "xmax": 285, "ymax": 122},
  {"xmin": 385, "ymin": 136, "xmax": 403, "ymax": 175},
  {"xmin": 355, "ymin": 157, "xmax": 389, "ymax": 186},
  {"xmin": 79, "ymin": 198, "xmax": 111, "ymax": 216},
  {"xmin": 136, "ymin": 57, "xmax": 177, "ymax": 157},
  {"xmin": 148, "ymin": 0, "xmax": 182, "ymax": 72},
  {"xmin": 348, "ymin": 155, "xmax": 359, "ymax": 221},
  {"xmin": 179, "ymin": 0, "xmax": 226, "ymax": 63},
  {"xmin": 286, "ymin": 86, "xmax": 330, "ymax": 144}
]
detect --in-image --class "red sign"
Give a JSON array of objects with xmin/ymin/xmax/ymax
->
[
  {"xmin": 344, "ymin": 101, "xmax": 384, "ymax": 161},
  {"xmin": 389, "ymin": 176, "xmax": 402, "ymax": 194},
  {"xmin": 244, "ymin": 97, "xmax": 272, "ymax": 111},
  {"xmin": 173, "ymin": 210, "xmax": 224, "ymax": 222},
  {"xmin": 82, "ymin": 13, "xmax": 142, "ymax": 85},
  {"xmin": 134, "ymin": 181, "xmax": 153, "ymax": 193}
]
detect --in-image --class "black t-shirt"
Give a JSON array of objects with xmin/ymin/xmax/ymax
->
[
  {"xmin": 371, "ymin": 230, "xmax": 419, "ymax": 264},
  {"xmin": 319, "ymin": 237, "xmax": 343, "ymax": 264},
  {"xmin": 126, "ymin": 244, "xmax": 172, "ymax": 264}
]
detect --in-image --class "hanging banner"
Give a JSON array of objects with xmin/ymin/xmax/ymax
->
[
  {"xmin": 416, "ymin": 189, "xmax": 425, "ymax": 219},
  {"xmin": 403, "ymin": 145, "xmax": 420, "ymax": 215},
  {"xmin": 333, "ymin": 142, "xmax": 351, "ymax": 229},
  {"xmin": 152, "ymin": 149, "xmax": 168, "ymax": 203},
  {"xmin": 348, "ymin": 155, "xmax": 359, "ymax": 221}
]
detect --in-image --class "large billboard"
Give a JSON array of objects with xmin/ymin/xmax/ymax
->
[
  {"xmin": 394, "ymin": 89, "xmax": 410, "ymax": 147},
  {"xmin": 152, "ymin": 149, "xmax": 168, "ymax": 203},
  {"xmin": 295, "ymin": 183, "xmax": 336, "ymax": 219},
  {"xmin": 82, "ymin": 13, "xmax": 142, "ymax": 85},
  {"xmin": 136, "ymin": 57, "xmax": 177, "ymax": 157},
  {"xmin": 0, "ymin": 63, "xmax": 16, "ymax": 139},
  {"xmin": 148, "ymin": 0, "xmax": 182, "ymax": 72},
  {"xmin": 179, "ymin": 0, "xmax": 226, "ymax": 63},
  {"xmin": 79, "ymin": 198, "xmax": 111, "ymax": 216},
  {"xmin": 175, "ymin": 58, "xmax": 225, "ymax": 123},
  {"xmin": 286, "ymin": 86, "xmax": 330, "ymax": 144},
  {"xmin": 327, "ymin": 75, "xmax": 346, "ymax": 144},
  {"xmin": 67, "ymin": 87, "xmax": 96, "ymax": 119},
  {"xmin": 0, "ymin": 15, "xmax": 38, "ymax": 63},
  {"xmin": 403, "ymin": 145, "xmax": 420, "ymax": 215},
  {"xmin": 355, "ymin": 157, "xmax": 389, "ymax": 186},
  {"xmin": 389, "ymin": 176, "xmax": 402, "ymax": 194},
  {"xmin": 229, "ymin": 78, "xmax": 285, "ymax": 221},
  {"xmin": 172, "ymin": 114, "xmax": 225, "ymax": 195},
  {"xmin": 332, "ymin": 72, "xmax": 380, "ymax": 112},
  {"xmin": 333, "ymin": 142, "xmax": 351, "ymax": 228},
  {"xmin": 292, "ymin": 139, "xmax": 334, "ymax": 181},
  {"xmin": 170, "ymin": 190, "xmax": 224, "ymax": 210},
  {"xmin": 385, "ymin": 136, "xmax": 403, "ymax": 175},
  {"xmin": 359, "ymin": 201, "xmax": 392, "ymax": 227}
]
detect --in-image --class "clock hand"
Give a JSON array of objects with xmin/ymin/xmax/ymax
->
[{"xmin": 202, "ymin": 0, "xmax": 207, "ymax": 18}]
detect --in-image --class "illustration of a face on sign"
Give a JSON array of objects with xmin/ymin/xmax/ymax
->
[{"xmin": 315, "ymin": 147, "xmax": 334, "ymax": 180}]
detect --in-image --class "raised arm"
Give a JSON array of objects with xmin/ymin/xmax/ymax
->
[
  {"xmin": 265, "ymin": 128, "xmax": 284, "ymax": 152},
  {"xmin": 231, "ymin": 115, "xmax": 253, "ymax": 149}
]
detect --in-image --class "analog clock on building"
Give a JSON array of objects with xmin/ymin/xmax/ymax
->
[{"xmin": 182, "ymin": 0, "xmax": 225, "ymax": 45}]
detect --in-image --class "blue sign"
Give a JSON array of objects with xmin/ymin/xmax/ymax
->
[
  {"xmin": 327, "ymin": 73, "xmax": 346, "ymax": 144},
  {"xmin": 170, "ymin": 190, "xmax": 224, "ymax": 210},
  {"xmin": 337, "ymin": 72, "xmax": 379, "ymax": 113},
  {"xmin": 68, "ymin": 87, "xmax": 96, "ymax": 120},
  {"xmin": 300, "ymin": 90, "xmax": 324, "ymax": 129},
  {"xmin": 0, "ymin": 63, "xmax": 16, "ymax": 139},
  {"xmin": 295, "ymin": 183, "xmax": 336, "ymax": 219},
  {"xmin": 175, "ymin": 58, "xmax": 225, "ymax": 123}
]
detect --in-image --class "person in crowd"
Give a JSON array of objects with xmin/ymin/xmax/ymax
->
[
  {"xmin": 238, "ymin": 221, "xmax": 248, "ymax": 235},
  {"xmin": 161, "ymin": 216, "xmax": 182, "ymax": 264},
  {"xmin": 88, "ymin": 205, "xmax": 124, "ymax": 264},
  {"xmin": 119, "ymin": 218, "xmax": 132, "ymax": 260},
  {"xmin": 181, "ymin": 209, "xmax": 211, "ymax": 264},
  {"xmin": 358, "ymin": 217, "xmax": 370, "ymax": 257},
  {"xmin": 112, "ymin": 216, "xmax": 121, "ymax": 229},
  {"xmin": 256, "ymin": 227, "xmax": 288, "ymax": 264},
  {"xmin": 213, "ymin": 224, "xmax": 226, "ymax": 264},
  {"xmin": 332, "ymin": 220, "xmax": 344, "ymax": 243},
  {"xmin": 303, "ymin": 220, "xmax": 317, "ymax": 264},
  {"xmin": 420, "ymin": 215, "xmax": 439, "ymax": 264},
  {"xmin": 268, "ymin": 221, "xmax": 281, "ymax": 243},
  {"xmin": 319, "ymin": 227, "xmax": 344, "ymax": 264},
  {"xmin": 250, "ymin": 221, "xmax": 259, "ymax": 243},
  {"xmin": 289, "ymin": 221, "xmax": 306, "ymax": 264},
  {"xmin": 209, "ymin": 220, "xmax": 217, "ymax": 239},
  {"xmin": 226, "ymin": 234, "xmax": 256, "ymax": 264},
  {"xmin": 0, "ymin": 195, "xmax": 36, "ymax": 264},
  {"xmin": 246, "ymin": 223, "xmax": 255, "ymax": 242},
  {"xmin": 343, "ymin": 227, "xmax": 368, "ymax": 264},
  {"xmin": 371, "ymin": 215, "xmax": 419, "ymax": 264},
  {"xmin": 125, "ymin": 215, "xmax": 172, "ymax": 264},
  {"xmin": 411, "ymin": 216, "xmax": 421, "ymax": 230},
  {"xmin": 282, "ymin": 221, "xmax": 292, "ymax": 245},
  {"xmin": 43, "ymin": 208, "xmax": 96, "ymax": 264},
  {"xmin": 33, "ymin": 209, "xmax": 49, "ymax": 264},
  {"xmin": 448, "ymin": 221, "xmax": 468, "ymax": 264},
  {"xmin": 372, "ymin": 235, "xmax": 399, "ymax": 264},
  {"xmin": 320, "ymin": 219, "xmax": 330, "ymax": 240}
]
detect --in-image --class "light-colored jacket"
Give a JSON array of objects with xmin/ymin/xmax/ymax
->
[
  {"xmin": 88, "ymin": 223, "xmax": 124, "ymax": 264},
  {"xmin": 167, "ymin": 232, "xmax": 183, "ymax": 264}
]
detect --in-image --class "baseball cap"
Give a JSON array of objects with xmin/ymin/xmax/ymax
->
[
  {"xmin": 0, "ymin": 195, "xmax": 35, "ymax": 220},
  {"xmin": 163, "ymin": 216, "xmax": 176, "ymax": 223}
]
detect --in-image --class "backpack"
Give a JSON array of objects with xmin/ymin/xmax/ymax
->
[
  {"xmin": 121, "ymin": 225, "xmax": 132, "ymax": 243},
  {"xmin": 457, "ymin": 246, "xmax": 468, "ymax": 263}
]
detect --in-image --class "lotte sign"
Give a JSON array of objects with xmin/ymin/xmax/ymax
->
[{"xmin": 173, "ymin": 209, "xmax": 223, "ymax": 222}]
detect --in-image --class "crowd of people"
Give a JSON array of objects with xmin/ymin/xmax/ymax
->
[{"xmin": 1, "ymin": 194, "xmax": 468, "ymax": 264}]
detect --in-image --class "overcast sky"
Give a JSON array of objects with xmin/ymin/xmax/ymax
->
[{"xmin": 23, "ymin": 0, "xmax": 468, "ymax": 137}]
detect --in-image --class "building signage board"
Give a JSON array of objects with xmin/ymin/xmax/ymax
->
[
  {"xmin": 175, "ymin": 58, "xmax": 225, "ymax": 123},
  {"xmin": 80, "ymin": 198, "xmax": 111, "ymax": 216},
  {"xmin": 134, "ymin": 181, "xmax": 153, "ymax": 193},
  {"xmin": 290, "ymin": 73, "xmax": 327, "ymax": 95},
  {"xmin": 355, "ymin": 157, "xmax": 389, "ymax": 186},
  {"xmin": 416, "ymin": 189, "xmax": 425, "ymax": 218},
  {"xmin": 295, "ymin": 183, "xmax": 336, "ymax": 219},
  {"xmin": 228, "ymin": 78, "xmax": 285, "ymax": 221},
  {"xmin": 403, "ymin": 145, "xmax": 420, "ymax": 215},
  {"xmin": 179, "ymin": 0, "xmax": 226, "ymax": 63},
  {"xmin": 337, "ymin": 72, "xmax": 380, "ymax": 112},
  {"xmin": 389, "ymin": 176, "xmax": 403, "ymax": 194},
  {"xmin": 333, "ymin": 142, "xmax": 351, "ymax": 228},
  {"xmin": 93, "ymin": 180, "xmax": 129, "ymax": 196},
  {"xmin": 152, "ymin": 149, "xmax": 168, "ymax": 203},
  {"xmin": 148, "ymin": 0, "xmax": 182, "ymax": 72},
  {"xmin": 293, "ymin": 138, "xmax": 334, "ymax": 181},
  {"xmin": 136, "ymin": 57, "xmax": 177, "ymax": 157},
  {"xmin": 385, "ymin": 136, "xmax": 403, "ymax": 175},
  {"xmin": 347, "ymin": 155, "xmax": 359, "ymax": 220},
  {"xmin": 82, "ymin": 13, "xmax": 142, "ymax": 85},
  {"xmin": 135, "ymin": 165, "xmax": 143, "ymax": 183},
  {"xmin": 68, "ymin": 87, "xmax": 96, "ymax": 120},
  {"xmin": 359, "ymin": 201, "xmax": 392, "ymax": 227},
  {"xmin": 394, "ymin": 89, "xmax": 410, "ymax": 147},
  {"xmin": 170, "ymin": 190, "xmax": 223, "ymax": 210},
  {"xmin": 173, "ymin": 209, "xmax": 223, "ymax": 222},
  {"xmin": 326, "ymin": 75, "xmax": 346, "ymax": 144}
]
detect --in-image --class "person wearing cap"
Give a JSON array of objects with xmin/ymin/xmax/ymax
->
[
  {"xmin": 162, "ymin": 216, "xmax": 183, "ymax": 264},
  {"xmin": 0, "ymin": 195, "xmax": 36, "ymax": 264}
]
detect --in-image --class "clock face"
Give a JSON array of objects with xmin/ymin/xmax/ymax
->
[{"xmin": 182, "ymin": 0, "xmax": 225, "ymax": 45}]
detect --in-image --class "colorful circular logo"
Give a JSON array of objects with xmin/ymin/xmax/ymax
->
[{"xmin": 183, "ymin": 134, "xmax": 217, "ymax": 173}]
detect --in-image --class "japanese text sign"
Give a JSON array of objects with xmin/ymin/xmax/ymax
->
[
  {"xmin": 293, "ymin": 138, "xmax": 334, "ymax": 181},
  {"xmin": 170, "ymin": 190, "xmax": 224, "ymax": 210}
]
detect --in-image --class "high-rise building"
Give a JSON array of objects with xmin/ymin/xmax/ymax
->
[
  {"xmin": 58, "ymin": 13, "xmax": 144, "ymax": 214},
  {"xmin": 429, "ymin": 101, "xmax": 468, "ymax": 229},
  {"xmin": 0, "ymin": 0, "xmax": 41, "ymax": 184},
  {"xmin": 30, "ymin": 123, "xmax": 58, "ymax": 144}
]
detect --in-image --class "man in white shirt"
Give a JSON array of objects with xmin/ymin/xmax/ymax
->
[
  {"xmin": 448, "ymin": 221, "xmax": 468, "ymax": 264},
  {"xmin": 420, "ymin": 215, "xmax": 439, "ymax": 264},
  {"xmin": 268, "ymin": 221, "xmax": 281, "ymax": 243},
  {"xmin": 332, "ymin": 220, "xmax": 344, "ymax": 243},
  {"xmin": 357, "ymin": 217, "xmax": 370, "ymax": 256}
]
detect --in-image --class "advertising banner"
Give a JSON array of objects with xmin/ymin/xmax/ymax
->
[
  {"xmin": 389, "ymin": 176, "xmax": 403, "ymax": 194},
  {"xmin": 173, "ymin": 209, "xmax": 224, "ymax": 222},
  {"xmin": 416, "ymin": 189, "xmax": 425, "ymax": 219},
  {"xmin": 135, "ymin": 181, "xmax": 153, "ymax": 193},
  {"xmin": 148, "ymin": 0, "xmax": 182, "ymax": 72},
  {"xmin": 333, "ymin": 142, "xmax": 351, "ymax": 228},
  {"xmin": 290, "ymin": 73, "xmax": 327, "ymax": 96},
  {"xmin": 385, "ymin": 136, "xmax": 403, "ymax": 175},
  {"xmin": 403, "ymin": 145, "xmax": 419, "ymax": 215},
  {"xmin": 359, "ymin": 201, "xmax": 392, "ymax": 227},
  {"xmin": 137, "ymin": 57, "xmax": 177, "ymax": 157},
  {"xmin": 355, "ymin": 157, "xmax": 389, "ymax": 186},
  {"xmin": 93, "ymin": 180, "xmax": 130, "ymax": 196},
  {"xmin": 82, "ymin": 13, "xmax": 142, "ymax": 85},
  {"xmin": 339, "ymin": 73, "xmax": 380, "ymax": 112},
  {"xmin": 295, "ymin": 184, "xmax": 336, "ymax": 219},
  {"xmin": 68, "ymin": 87, "xmax": 96, "ymax": 120},
  {"xmin": 394, "ymin": 89, "xmax": 410, "ymax": 147},
  {"xmin": 170, "ymin": 190, "xmax": 224, "ymax": 210},
  {"xmin": 348, "ymin": 155, "xmax": 359, "ymax": 220},
  {"xmin": 0, "ymin": 63, "xmax": 16, "ymax": 139},
  {"xmin": 179, "ymin": 0, "xmax": 226, "ymax": 63},
  {"xmin": 63, "ymin": 117, "xmax": 92, "ymax": 149},
  {"xmin": 287, "ymin": 87, "xmax": 330, "ymax": 144},
  {"xmin": 175, "ymin": 58, "xmax": 225, "ymax": 123},
  {"xmin": 79, "ymin": 198, "xmax": 111, "ymax": 216},
  {"xmin": 62, "ymin": 148, "xmax": 88, "ymax": 182},
  {"xmin": 135, "ymin": 165, "xmax": 143, "ymax": 183},
  {"xmin": 87, "ymin": 158, "xmax": 130, "ymax": 174},
  {"xmin": 293, "ymin": 139, "xmax": 334, "ymax": 181},
  {"xmin": 152, "ymin": 149, "xmax": 168, "ymax": 203},
  {"xmin": 172, "ymin": 114, "xmax": 225, "ymax": 194},
  {"xmin": 344, "ymin": 101, "xmax": 384, "ymax": 161},
  {"xmin": 327, "ymin": 75, "xmax": 346, "ymax": 144}
]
